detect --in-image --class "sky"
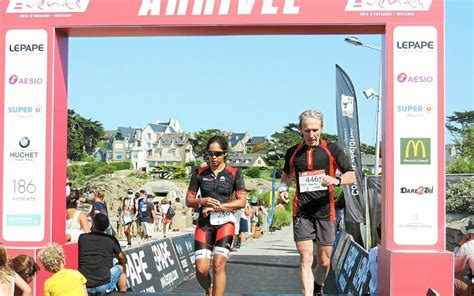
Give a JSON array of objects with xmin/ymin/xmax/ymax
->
[{"xmin": 68, "ymin": 0, "xmax": 473, "ymax": 146}]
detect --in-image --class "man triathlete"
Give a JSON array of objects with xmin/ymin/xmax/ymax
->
[
  {"xmin": 186, "ymin": 135, "xmax": 247, "ymax": 296},
  {"xmin": 279, "ymin": 109, "xmax": 355, "ymax": 296}
]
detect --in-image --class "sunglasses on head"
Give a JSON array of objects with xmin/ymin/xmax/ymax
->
[{"xmin": 207, "ymin": 151, "xmax": 226, "ymax": 157}]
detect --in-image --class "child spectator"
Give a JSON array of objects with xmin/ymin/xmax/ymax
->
[
  {"xmin": 38, "ymin": 244, "xmax": 87, "ymax": 296},
  {"xmin": 0, "ymin": 243, "xmax": 31, "ymax": 296}
]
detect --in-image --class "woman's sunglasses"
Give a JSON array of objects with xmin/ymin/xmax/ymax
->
[{"xmin": 207, "ymin": 151, "xmax": 226, "ymax": 157}]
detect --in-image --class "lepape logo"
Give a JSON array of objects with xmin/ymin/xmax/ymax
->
[
  {"xmin": 6, "ymin": 0, "xmax": 90, "ymax": 13},
  {"xmin": 396, "ymin": 40, "xmax": 434, "ymax": 50},
  {"xmin": 345, "ymin": 0, "xmax": 432, "ymax": 11},
  {"xmin": 138, "ymin": 0, "xmax": 300, "ymax": 16},
  {"xmin": 400, "ymin": 186, "xmax": 434, "ymax": 195},
  {"xmin": 9, "ymin": 43, "xmax": 44, "ymax": 53}
]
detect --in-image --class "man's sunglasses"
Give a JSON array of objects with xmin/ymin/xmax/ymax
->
[{"xmin": 207, "ymin": 151, "xmax": 226, "ymax": 157}]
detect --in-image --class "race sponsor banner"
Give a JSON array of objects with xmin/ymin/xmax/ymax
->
[
  {"xmin": 335, "ymin": 64, "xmax": 366, "ymax": 225},
  {"xmin": 170, "ymin": 234, "xmax": 195, "ymax": 280},
  {"xmin": 124, "ymin": 238, "xmax": 185, "ymax": 293},
  {"xmin": 393, "ymin": 26, "xmax": 438, "ymax": 246},
  {"xmin": 331, "ymin": 230, "xmax": 348, "ymax": 265},
  {"xmin": 337, "ymin": 241, "xmax": 370, "ymax": 294}
]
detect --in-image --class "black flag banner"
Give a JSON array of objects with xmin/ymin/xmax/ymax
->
[{"xmin": 335, "ymin": 64, "xmax": 366, "ymax": 227}]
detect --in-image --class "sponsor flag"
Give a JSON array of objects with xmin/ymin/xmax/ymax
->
[
  {"xmin": 267, "ymin": 167, "xmax": 277, "ymax": 227},
  {"xmin": 335, "ymin": 64, "xmax": 366, "ymax": 224}
]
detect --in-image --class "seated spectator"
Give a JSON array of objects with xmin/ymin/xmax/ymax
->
[
  {"xmin": 454, "ymin": 226, "xmax": 474, "ymax": 296},
  {"xmin": 369, "ymin": 223, "xmax": 382, "ymax": 296},
  {"xmin": 38, "ymin": 244, "xmax": 87, "ymax": 296},
  {"xmin": 8, "ymin": 255, "xmax": 39, "ymax": 295},
  {"xmin": 0, "ymin": 243, "xmax": 31, "ymax": 296},
  {"xmin": 66, "ymin": 194, "xmax": 91, "ymax": 243},
  {"xmin": 78, "ymin": 213, "xmax": 128, "ymax": 294}
]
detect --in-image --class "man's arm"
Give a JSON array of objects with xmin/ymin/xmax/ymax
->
[{"xmin": 117, "ymin": 251, "xmax": 128, "ymax": 266}]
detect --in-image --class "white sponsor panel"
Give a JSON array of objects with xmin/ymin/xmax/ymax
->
[
  {"xmin": 3, "ymin": 29, "xmax": 48, "ymax": 241},
  {"xmin": 393, "ymin": 26, "xmax": 438, "ymax": 245},
  {"xmin": 6, "ymin": 0, "xmax": 90, "ymax": 13},
  {"xmin": 345, "ymin": 0, "xmax": 432, "ymax": 11}
]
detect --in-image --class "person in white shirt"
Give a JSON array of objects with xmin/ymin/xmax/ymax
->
[{"xmin": 454, "ymin": 226, "xmax": 474, "ymax": 296}]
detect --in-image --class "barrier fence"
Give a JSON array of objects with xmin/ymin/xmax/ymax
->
[
  {"xmin": 123, "ymin": 234, "xmax": 195, "ymax": 293},
  {"xmin": 332, "ymin": 230, "xmax": 371, "ymax": 295}
]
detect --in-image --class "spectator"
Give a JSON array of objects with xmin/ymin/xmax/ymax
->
[
  {"xmin": 141, "ymin": 194, "xmax": 157, "ymax": 241},
  {"xmin": 65, "ymin": 182, "xmax": 72, "ymax": 197},
  {"xmin": 159, "ymin": 198, "xmax": 172, "ymax": 238},
  {"xmin": 122, "ymin": 189, "xmax": 135, "ymax": 247},
  {"xmin": 66, "ymin": 194, "xmax": 91, "ymax": 243},
  {"xmin": 134, "ymin": 190, "xmax": 147, "ymax": 240},
  {"xmin": 454, "ymin": 226, "xmax": 474, "ymax": 296},
  {"xmin": 369, "ymin": 223, "xmax": 382, "ymax": 296},
  {"xmin": 8, "ymin": 255, "xmax": 39, "ymax": 285},
  {"xmin": 78, "ymin": 213, "xmax": 128, "ymax": 294},
  {"xmin": 0, "ymin": 243, "xmax": 31, "ymax": 296},
  {"xmin": 38, "ymin": 244, "xmax": 87, "ymax": 296}
]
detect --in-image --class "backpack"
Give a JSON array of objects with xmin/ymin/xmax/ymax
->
[{"xmin": 167, "ymin": 206, "xmax": 175, "ymax": 218}]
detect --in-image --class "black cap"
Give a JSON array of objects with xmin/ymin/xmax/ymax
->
[{"xmin": 147, "ymin": 194, "xmax": 153, "ymax": 199}]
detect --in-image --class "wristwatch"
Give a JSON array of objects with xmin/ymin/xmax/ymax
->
[{"xmin": 335, "ymin": 177, "xmax": 342, "ymax": 187}]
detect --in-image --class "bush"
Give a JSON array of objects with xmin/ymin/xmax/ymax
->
[
  {"xmin": 446, "ymin": 177, "xmax": 474, "ymax": 214},
  {"xmin": 109, "ymin": 161, "xmax": 133, "ymax": 171},
  {"xmin": 82, "ymin": 162, "xmax": 101, "ymax": 176},
  {"xmin": 244, "ymin": 167, "xmax": 261, "ymax": 178},
  {"xmin": 271, "ymin": 207, "xmax": 292, "ymax": 229},
  {"xmin": 149, "ymin": 165, "xmax": 187, "ymax": 179},
  {"xmin": 447, "ymin": 157, "xmax": 474, "ymax": 173}
]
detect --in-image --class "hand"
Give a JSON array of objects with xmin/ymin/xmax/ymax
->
[
  {"xmin": 321, "ymin": 175, "xmax": 339, "ymax": 186},
  {"xmin": 278, "ymin": 190, "xmax": 289, "ymax": 205},
  {"xmin": 202, "ymin": 197, "xmax": 220, "ymax": 209},
  {"xmin": 202, "ymin": 207, "xmax": 215, "ymax": 218}
]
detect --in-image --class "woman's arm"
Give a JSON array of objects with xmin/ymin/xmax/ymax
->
[
  {"xmin": 14, "ymin": 272, "xmax": 32, "ymax": 296},
  {"xmin": 79, "ymin": 212, "xmax": 91, "ymax": 233}
]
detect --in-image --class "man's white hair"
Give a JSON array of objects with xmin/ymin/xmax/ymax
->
[{"xmin": 298, "ymin": 109, "xmax": 324, "ymax": 128}]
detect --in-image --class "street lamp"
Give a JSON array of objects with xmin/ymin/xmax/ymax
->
[{"xmin": 345, "ymin": 36, "xmax": 382, "ymax": 176}]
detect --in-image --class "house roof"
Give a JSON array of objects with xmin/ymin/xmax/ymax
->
[
  {"xmin": 228, "ymin": 133, "xmax": 247, "ymax": 147},
  {"xmin": 247, "ymin": 136, "xmax": 267, "ymax": 146},
  {"xmin": 148, "ymin": 123, "xmax": 168, "ymax": 133},
  {"xmin": 116, "ymin": 127, "xmax": 136, "ymax": 139},
  {"xmin": 155, "ymin": 133, "xmax": 189, "ymax": 146}
]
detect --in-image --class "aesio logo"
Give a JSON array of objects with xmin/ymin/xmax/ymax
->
[
  {"xmin": 397, "ymin": 72, "xmax": 433, "ymax": 83},
  {"xmin": 9, "ymin": 74, "xmax": 43, "ymax": 85}
]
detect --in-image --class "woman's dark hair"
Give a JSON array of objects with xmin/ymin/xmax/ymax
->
[
  {"xmin": 206, "ymin": 135, "xmax": 228, "ymax": 151},
  {"xmin": 66, "ymin": 196, "xmax": 78, "ymax": 209},
  {"xmin": 8, "ymin": 255, "xmax": 39, "ymax": 283}
]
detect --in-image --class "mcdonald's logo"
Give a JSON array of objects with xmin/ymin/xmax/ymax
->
[{"xmin": 400, "ymin": 138, "xmax": 431, "ymax": 165}]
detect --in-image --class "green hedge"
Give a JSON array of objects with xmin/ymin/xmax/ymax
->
[
  {"xmin": 67, "ymin": 161, "xmax": 133, "ymax": 187},
  {"xmin": 271, "ymin": 207, "xmax": 292, "ymax": 229},
  {"xmin": 446, "ymin": 177, "xmax": 474, "ymax": 213}
]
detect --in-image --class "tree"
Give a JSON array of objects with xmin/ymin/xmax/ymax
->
[
  {"xmin": 446, "ymin": 110, "xmax": 474, "ymax": 156},
  {"xmin": 192, "ymin": 129, "xmax": 223, "ymax": 156},
  {"xmin": 68, "ymin": 109, "xmax": 105, "ymax": 161}
]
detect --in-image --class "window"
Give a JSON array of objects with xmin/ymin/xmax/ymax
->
[
  {"xmin": 147, "ymin": 133, "xmax": 152, "ymax": 139},
  {"xmin": 116, "ymin": 152, "xmax": 123, "ymax": 160}
]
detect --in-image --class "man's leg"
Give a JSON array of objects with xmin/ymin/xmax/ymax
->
[
  {"xmin": 314, "ymin": 244, "xmax": 332, "ymax": 292},
  {"xmin": 296, "ymin": 240, "xmax": 314, "ymax": 296}
]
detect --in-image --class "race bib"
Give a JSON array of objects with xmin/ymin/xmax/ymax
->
[
  {"xmin": 210, "ymin": 211, "xmax": 236, "ymax": 226},
  {"xmin": 298, "ymin": 170, "xmax": 327, "ymax": 192}
]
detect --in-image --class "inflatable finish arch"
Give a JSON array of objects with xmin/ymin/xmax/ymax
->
[{"xmin": 0, "ymin": 0, "xmax": 451, "ymax": 294}]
